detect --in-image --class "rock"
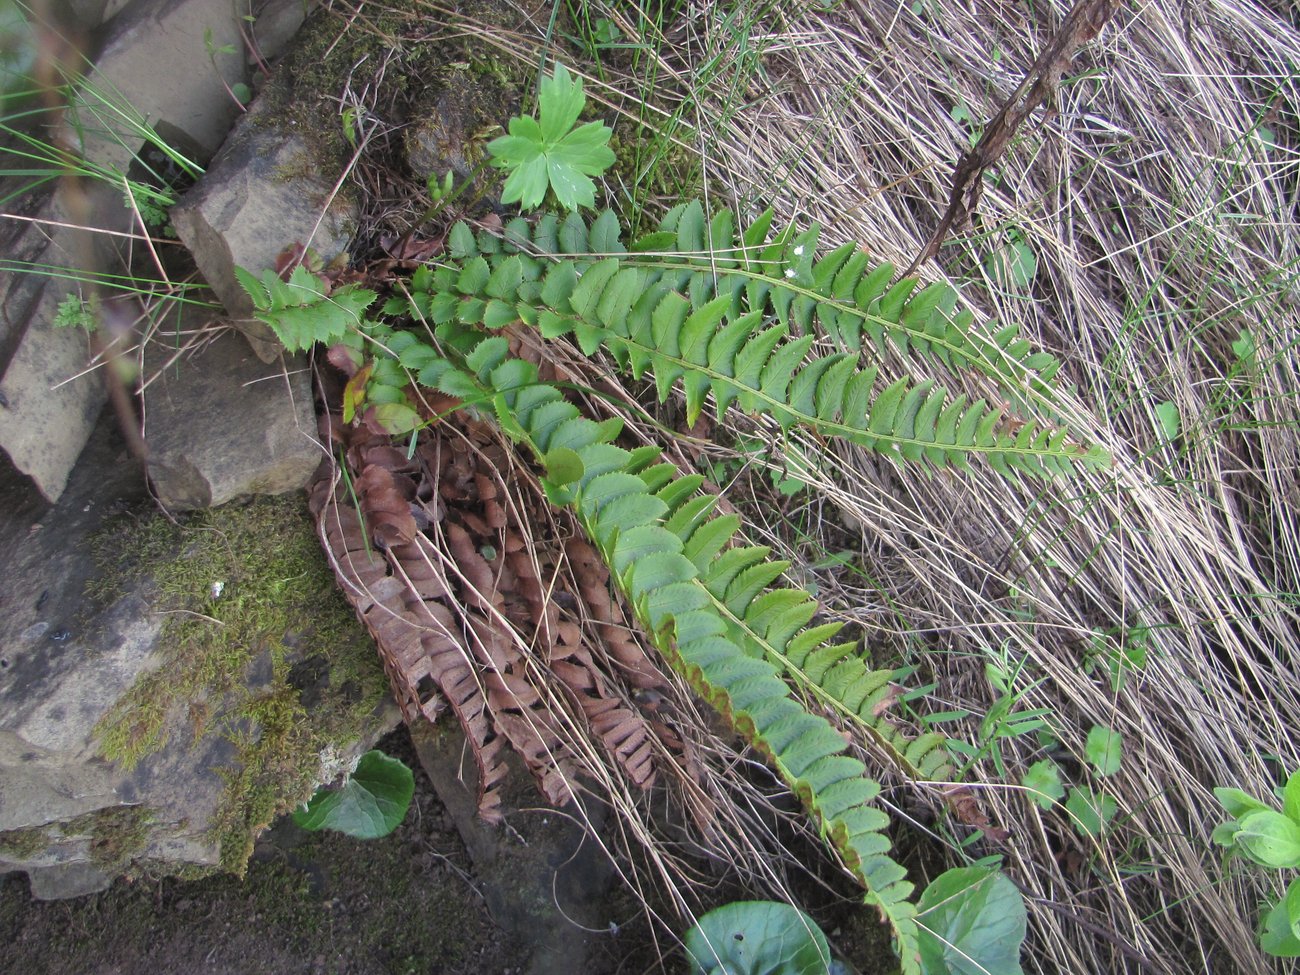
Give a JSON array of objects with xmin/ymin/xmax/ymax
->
[
  {"xmin": 0, "ymin": 185, "xmax": 59, "ymax": 374},
  {"xmin": 141, "ymin": 321, "xmax": 321, "ymax": 510},
  {"xmin": 404, "ymin": 64, "xmax": 514, "ymax": 194},
  {"xmin": 0, "ymin": 417, "xmax": 400, "ymax": 898},
  {"xmin": 411, "ymin": 723, "xmax": 621, "ymax": 975},
  {"xmin": 171, "ymin": 93, "xmax": 359, "ymax": 361},
  {"xmin": 0, "ymin": 177, "xmax": 142, "ymax": 503},
  {"xmin": 76, "ymin": 0, "xmax": 248, "ymax": 175},
  {"xmin": 27, "ymin": 861, "xmax": 115, "ymax": 900},
  {"xmin": 53, "ymin": 0, "xmax": 132, "ymax": 33},
  {"xmin": 248, "ymin": 0, "xmax": 309, "ymax": 68},
  {"xmin": 0, "ymin": 282, "xmax": 107, "ymax": 503}
]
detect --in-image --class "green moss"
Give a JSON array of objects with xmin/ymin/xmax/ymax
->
[
  {"xmin": 64, "ymin": 806, "xmax": 155, "ymax": 869},
  {"xmin": 0, "ymin": 827, "xmax": 50, "ymax": 861},
  {"xmin": 259, "ymin": 0, "xmax": 526, "ymax": 193},
  {"xmin": 90, "ymin": 495, "xmax": 390, "ymax": 876}
]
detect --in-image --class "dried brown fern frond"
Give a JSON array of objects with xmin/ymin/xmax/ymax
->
[{"xmin": 308, "ymin": 361, "xmax": 874, "ymax": 933}]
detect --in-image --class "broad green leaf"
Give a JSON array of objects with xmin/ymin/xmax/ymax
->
[
  {"xmin": 538, "ymin": 62, "xmax": 585, "ymax": 143},
  {"xmin": 984, "ymin": 229, "xmax": 1037, "ymax": 292},
  {"xmin": 292, "ymin": 750, "xmax": 415, "ymax": 839},
  {"xmin": 916, "ymin": 866, "xmax": 1026, "ymax": 975},
  {"xmin": 1084, "ymin": 724, "xmax": 1123, "ymax": 777},
  {"xmin": 1215, "ymin": 786, "xmax": 1273, "ymax": 821},
  {"xmin": 684, "ymin": 901, "xmax": 832, "ymax": 975},
  {"xmin": 1232, "ymin": 328, "xmax": 1256, "ymax": 365},
  {"xmin": 547, "ymin": 152, "xmax": 598, "ymax": 211},
  {"xmin": 1261, "ymin": 890, "xmax": 1300, "ymax": 957},
  {"xmin": 447, "ymin": 222, "xmax": 477, "ymax": 258},
  {"xmin": 1287, "ymin": 875, "xmax": 1300, "ymax": 939},
  {"xmin": 1284, "ymin": 770, "xmax": 1300, "ymax": 824},
  {"xmin": 499, "ymin": 154, "xmax": 549, "ymax": 210},
  {"xmin": 486, "ymin": 64, "xmax": 613, "ymax": 212},
  {"xmin": 1234, "ymin": 809, "xmax": 1300, "ymax": 868}
]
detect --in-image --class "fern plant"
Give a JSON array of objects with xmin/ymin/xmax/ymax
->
[{"xmin": 240, "ymin": 202, "xmax": 1105, "ymax": 974}]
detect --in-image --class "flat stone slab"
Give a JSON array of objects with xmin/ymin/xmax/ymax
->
[
  {"xmin": 0, "ymin": 285, "xmax": 107, "ymax": 503},
  {"xmin": 141, "ymin": 322, "xmax": 322, "ymax": 510},
  {"xmin": 76, "ymin": 0, "xmax": 246, "ymax": 174},
  {"xmin": 0, "ymin": 412, "xmax": 398, "ymax": 899}
]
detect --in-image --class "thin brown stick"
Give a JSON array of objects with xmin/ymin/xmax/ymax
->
[{"xmin": 905, "ymin": 0, "xmax": 1121, "ymax": 275}]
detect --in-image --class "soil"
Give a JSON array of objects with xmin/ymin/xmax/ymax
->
[{"xmin": 0, "ymin": 729, "xmax": 664, "ymax": 975}]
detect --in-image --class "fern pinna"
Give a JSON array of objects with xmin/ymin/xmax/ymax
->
[{"xmin": 240, "ymin": 201, "xmax": 1107, "ymax": 973}]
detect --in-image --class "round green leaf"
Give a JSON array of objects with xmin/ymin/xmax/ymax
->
[
  {"xmin": 1066, "ymin": 786, "xmax": 1117, "ymax": 839},
  {"xmin": 368, "ymin": 402, "xmax": 422, "ymax": 435},
  {"xmin": 1153, "ymin": 401, "xmax": 1180, "ymax": 442},
  {"xmin": 1021, "ymin": 760, "xmax": 1064, "ymax": 810},
  {"xmin": 684, "ymin": 901, "xmax": 832, "ymax": 975},
  {"xmin": 917, "ymin": 866, "xmax": 1026, "ymax": 975},
  {"xmin": 1234, "ymin": 809, "xmax": 1300, "ymax": 869},
  {"xmin": 1214, "ymin": 786, "xmax": 1272, "ymax": 821},
  {"xmin": 1084, "ymin": 724, "xmax": 1123, "ymax": 777},
  {"xmin": 543, "ymin": 446, "xmax": 585, "ymax": 486},
  {"xmin": 1261, "ymin": 890, "xmax": 1300, "ymax": 957},
  {"xmin": 1286, "ymin": 876, "xmax": 1300, "ymax": 939},
  {"xmin": 293, "ymin": 750, "xmax": 415, "ymax": 839}
]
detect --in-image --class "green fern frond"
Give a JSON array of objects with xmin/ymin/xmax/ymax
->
[
  {"xmin": 413, "ymin": 206, "xmax": 1110, "ymax": 478},
  {"xmin": 234, "ymin": 265, "xmax": 376, "ymax": 353},
  {"xmin": 235, "ymin": 201, "xmax": 1063, "ymax": 975},
  {"xmin": 365, "ymin": 326, "xmax": 945, "ymax": 968}
]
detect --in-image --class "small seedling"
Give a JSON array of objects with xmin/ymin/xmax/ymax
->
[
  {"xmin": 1022, "ymin": 759, "xmax": 1065, "ymax": 810},
  {"xmin": 1084, "ymin": 626, "xmax": 1149, "ymax": 693},
  {"xmin": 1154, "ymin": 400, "xmax": 1181, "ymax": 442},
  {"xmin": 53, "ymin": 293, "xmax": 98, "ymax": 333},
  {"xmin": 1085, "ymin": 724, "xmax": 1124, "ymax": 777},
  {"xmin": 1214, "ymin": 770, "xmax": 1300, "ymax": 956},
  {"xmin": 486, "ymin": 63, "xmax": 615, "ymax": 211},
  {"xmin": 1066, "ymin": 785, "xmax": 1118, "ymax": 839}
]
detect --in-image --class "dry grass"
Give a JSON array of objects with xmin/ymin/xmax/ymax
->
[{"xmin": 552, "ymin": 0, "xmax": 1299, "ymax": 972}]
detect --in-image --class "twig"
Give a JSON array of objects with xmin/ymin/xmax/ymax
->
[{"xmin": 905, "ymin": 0, "xmax": 1121, "ymax": 275}]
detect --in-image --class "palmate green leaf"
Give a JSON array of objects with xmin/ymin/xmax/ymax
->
[
  {"xmin": 538, "ymin": 62, "xmax": 586, "ymax": 142},
  {"xmin": 292, "ymin": 750, "xmax": 415, "ymax": 839},
  {"xmin": 486, "ymin": 63, "xmax": 615, "ymax": 212}
]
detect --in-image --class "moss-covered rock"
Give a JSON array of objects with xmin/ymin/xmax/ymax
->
[{"xmin": 90, "ymin": 494, "xmax": 395, "ymax": 876}]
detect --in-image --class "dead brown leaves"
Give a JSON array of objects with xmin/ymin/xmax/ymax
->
[{"xmin": 311, "ymin": 405, "xmax": 683, "ymax": 821}]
